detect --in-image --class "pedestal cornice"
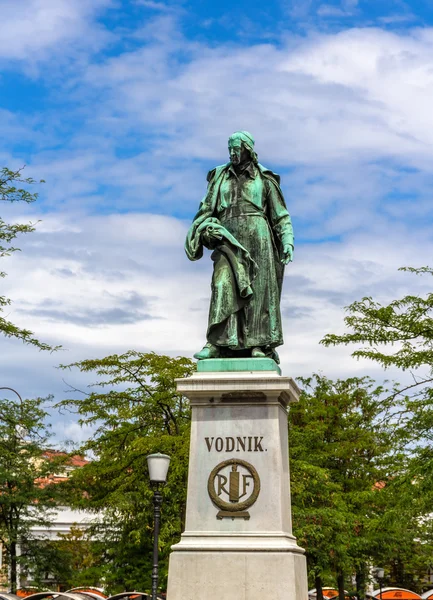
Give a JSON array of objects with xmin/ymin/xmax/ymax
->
[{"xmin": 175, "ymin": 370, "xmax": 301, "ymax": 407}]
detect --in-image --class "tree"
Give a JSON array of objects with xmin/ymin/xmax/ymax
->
[
  {"xmin": 321, "ymin": 267, "xmax": 433, "ymax": 375},
  {"xmin": 320, "ymin": 266, "xmax": 433, "ymax": 592},
  {"xmin": 289, "ymin": 375, "xmax": 404, "ymax": 600},
  {"xmin": 56, "ymin": 349, "xmax": 431, "ymax": 596},
  {"xmin": 0, "ymin": 166, "xmax": 56, "ymax": 350},
  {"xmin": 23, "ymin": 525, "xmax": 105, "ymax": 589},
  {"xmin": 321, "ymin": 267, "xmax": 433, "ymax": 511},
  {"xmin": 57, "ymin": 351, "xmax": 195, "ymax": 593},
  {"xmin": 0, "ymin": 387, "xmax": 67, "ymax": 592}
]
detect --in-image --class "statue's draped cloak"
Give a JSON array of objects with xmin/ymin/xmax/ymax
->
[{"xmin": 185, "ymin": 162, "xmax": 294, "ymax": 351}]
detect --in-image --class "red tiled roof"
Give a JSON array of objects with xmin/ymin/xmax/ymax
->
[{"xmin": 42, "ymin": 449, "xmax": 89, "ymax": 467}]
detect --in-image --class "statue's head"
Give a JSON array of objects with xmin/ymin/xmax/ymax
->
[{"xmin": 228, "ymin": 131, "xmax": 258, "ymax": 165}]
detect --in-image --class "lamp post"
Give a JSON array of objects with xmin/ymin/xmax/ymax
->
[
  {"xmin": 375, "ymin": 568, "xmax": 384, "ymax": 599},
  {"xmin": 147, "ymin": 453, "xmax": 171, "ymax": 600}
]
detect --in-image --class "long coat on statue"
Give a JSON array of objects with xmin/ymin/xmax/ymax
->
[{"xmin": 185, "ymin": 161, "xmax": 294, "ymax": 353}]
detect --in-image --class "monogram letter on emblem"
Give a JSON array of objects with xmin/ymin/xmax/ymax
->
[{"xmin": 207, "ymin": 459, "xmax": 261, "ymax": 520}]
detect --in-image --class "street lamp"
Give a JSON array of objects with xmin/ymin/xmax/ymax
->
[
  {"xmin": 147, "ymin": 453, "xmax": 171, "ymax": 600},
  {"xmin": 374, "ymin": 568, "xmax": 385, "ymax": 599}
]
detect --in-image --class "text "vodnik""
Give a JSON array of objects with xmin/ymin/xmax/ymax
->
[{"xmin": 205, "ymin": 436, "xmax": 266, "ymax": 452}]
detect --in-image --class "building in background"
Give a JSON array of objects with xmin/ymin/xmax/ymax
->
[{"xmin": 0, "ymin": 452, "xmax": 100, "ymax": 592}]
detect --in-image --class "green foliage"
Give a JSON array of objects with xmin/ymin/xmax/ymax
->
[
  {"xmin": 0, "ymin": 167, "xmax": 44, "ymax": 204},
  {"xmin": 362, "ymin": 470, "xmax": 433, "ymax": 594},
  {"xmin": 320, "ymin": 266, "xmax": 433, "ymax": 461},
  {"xmin": 0, "ymin": 388, "xmax": 67, "ymax": 592},
  {"xmin": 321, "ymin": 267, "xmax": 433, "ymax": 373},
  {"xmin": 320, "ymin": 267, "xmax": 433, "ymax": 594},
  {"xmin": 24, "ymin": 525, "xmax": 105, "ymax": 589},
  {"xmin": 320, "ymin": 267, "xmax": 433, "ymax": 454},
  {"xmin": 57, "ymin": 351, "xmax": 195, "ymax": 593},
  {"xmin": 56, "ymin": 350, "xmax": 432, "ymax": 596},
  {"xmin": 0, "ymin": 166, "xmax": 57, "ymax": 351},
  {"xmin": 290, "ymin": 374, "xmax": 408, "ymax": 599}
]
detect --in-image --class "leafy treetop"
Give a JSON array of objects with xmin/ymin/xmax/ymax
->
[
  {"xmin": 0, "ymin": 387, "xmax": 68, "ymax": 592},
  {"xmin": 320, "ymin": 266, "xmax": 433, "ymax": 521},
  {"xmin": 56, "ymin": 351, "xmax": 195, "ymax": 592},
  {"xmin": 321, "ymin": 267, "xmax": 433, "ymax": 373},
  {"xmin": 0, "ymin": 167, "xmax": 44, "ymax": 204},
  {"xmin": 0, "ymin": 166, "xmax": 57, "ymax": 351}
]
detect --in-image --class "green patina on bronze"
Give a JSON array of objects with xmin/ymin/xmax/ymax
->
[
  {"xmin": 197, "ymin": 357, "xmax": 281, "ymax": 375},
  {"xmin": 186, "ymin": 131, "xmax": 294, "ymax": 362}
]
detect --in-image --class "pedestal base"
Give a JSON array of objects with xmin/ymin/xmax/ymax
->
[
  {"xmin": 167, "ymin": 550, "xmax": 308, "ymax": 600},
  {"xmin": 166, "ymin": 367, "xmax": 308, "ymax": 599}
]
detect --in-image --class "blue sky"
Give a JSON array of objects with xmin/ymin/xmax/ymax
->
[{"xmin": 1, "ymin": 0, "xmax": 433, "ymax": 443}]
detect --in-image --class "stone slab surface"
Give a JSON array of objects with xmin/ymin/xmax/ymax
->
[
  {"xmin": 172, "ymin": 532, "xmax": 300, "ymax": 552},
  {"xmin": 166, "ymin": 550, "xmax": 308, "ymax": 600},
  {"xmin": 180, "ymin": 402, "xmax": 293, "ymax": 534},
  {"xmin": 197, "ymin": 357, "xmax": 281, "ymax": 375}
]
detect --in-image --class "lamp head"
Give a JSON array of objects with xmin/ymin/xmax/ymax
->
[
  {"xmin": 147, "ymin": 452, "xmax": 171, "ymax": 485},
  {"xmin": 374, "ymin": 568, "xmax": 385, "ymax": 580}
]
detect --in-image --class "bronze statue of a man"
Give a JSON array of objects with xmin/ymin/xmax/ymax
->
[{"xmin": 185, "ymin": 131, "xmax": 294, "ymax": 362}]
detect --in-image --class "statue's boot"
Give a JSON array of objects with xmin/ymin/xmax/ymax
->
[
  {"xmin": 271, "ymin": 349, "xmax": 280, "ymax": 364},
  {"xmin": 194, "ymin": 343, "xmax": 220, "ymax": 360},
  {"xmin": 251, "ymin": 346, "xmax": 266, "ymax": 358}
]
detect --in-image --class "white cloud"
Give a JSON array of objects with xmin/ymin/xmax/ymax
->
[
  {"xmin": 1, "ymin": 209, "xmax": 430, "ymax": 395},
  {"xmin": 4, "ymin": 20, "xmax": 433, "ymax": 218},
  {"xmin": 317, "ymin": 3, "xmax": 356, "ymax": 17},
  {"xmin": 60, "ymin": 422, "xmax": 97, "ymax": 446},
  {"xmin": 15, "ymin": 20, "xmax": 430, "ymax": 242},
  {"xmin": 0, "ymin": 0, "xmax": 112, "ymax": 64},
  {"xmin": 287, "ymin": 0, "xmax": 363, "ymax": 20},
  {"xmin": 280, "ymin": 27, "xmax": 433, "ymax": 163},
  {"xmin": 286, "ymin": 0, "xmax": 315, "ymax": 19},
  {"xmin": 77, "ymin": 23, "xmax": 433, "ymax": 173},
  {"xmin": 2, "ymin": 15, "xmax": 433, "ymax": 443}
]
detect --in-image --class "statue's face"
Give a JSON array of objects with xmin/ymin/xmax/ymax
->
[{"xmin": 229, "ymin": 140, "xmax": 249, "ymax": 165}]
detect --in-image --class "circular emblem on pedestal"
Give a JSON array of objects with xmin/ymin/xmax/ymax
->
[{"xmin": 207, "ymin": 458, "xmax": 260, "ymax": 520}]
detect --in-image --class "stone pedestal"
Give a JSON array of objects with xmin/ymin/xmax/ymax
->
[{"xmin": 166, "ymin": 360, "xmax": 308, "ymax": 600}]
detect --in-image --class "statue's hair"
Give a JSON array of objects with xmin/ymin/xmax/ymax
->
[
  {"xmin": 228, "ymin": 130, "xmax": 258, "ymax": 164},
  {"xmin": 245, "ymin": 145, "xmax": 259, "ymax": 165}
]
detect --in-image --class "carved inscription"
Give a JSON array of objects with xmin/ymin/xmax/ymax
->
[{"xmin": 205, "ymin": 436, "xmax": 265, "ymax": 452}]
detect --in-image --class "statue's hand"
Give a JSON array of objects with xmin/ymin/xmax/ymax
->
[
  {"xmin": 202, "ymin": 226, "xmax": 223, "ymax": 249},
  {"xmin": 281, "ymin": 245, "xmax": 293, "ymax": 265}
]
